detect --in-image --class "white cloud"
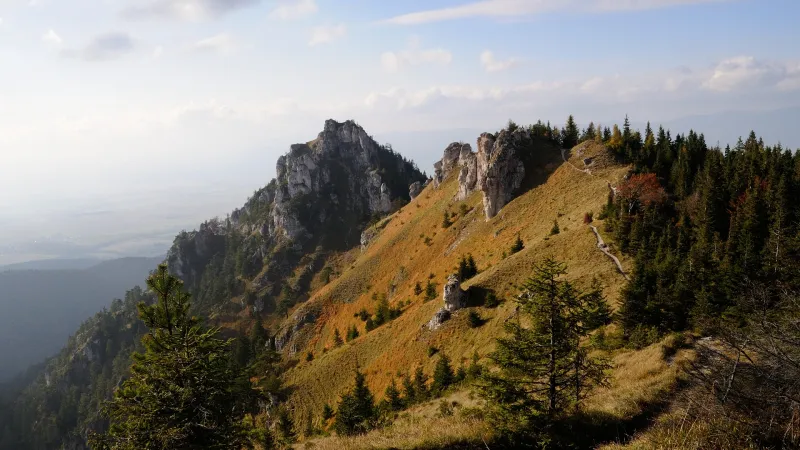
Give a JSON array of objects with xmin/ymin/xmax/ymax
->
[
  {"xmin": 384, "ymin": 0, "xmax": 733, "ymax": 25},
  {"xmin": 269, "ymin": 0, "xmax": 317, "ymax": 20},
  {"xmin": 193, "ymin": 33, "xmax": 236, "ymax": 53},
  {"xmin": 308, "ymin": 24, "xmax": 346, "ymax": 46},
  {"xmin": 123, "ymin": 0, "xmax": 259, "ymax": 21},
  {"xmin": 381, "ymin": 38, "xmax": 452, "ymax": 73},
  {"xmin": 703, "ymin": 56, "xmax": 789, "ymax": 92},
  {"xmin": 41, "ymin": 29, "xmax": 62, "ymax": 47},
  {"xmin": 480, "ymin": 50, "xmax": 519, "ymax": 72},
  {"xmin": 61, "ymin": 32, "xmax": 136, "ymax": 62},
  {"xmin": 153, "ymin": 45, "xmax": 164, "ymax": 58}
]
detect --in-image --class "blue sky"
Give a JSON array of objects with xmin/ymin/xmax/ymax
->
[{"xmin": 0, "ymin": 0, "xmax": 798, "ymax": 263}]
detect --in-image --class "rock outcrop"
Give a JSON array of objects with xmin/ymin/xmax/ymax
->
[
  {"xmin": 409, "ymin": 180, "xmax": 423, "ymax": 199},
  {"xmin": 457, "ymin": 150, "xmax": 478, "ymax": 201},
  {"xmin": 432, "ymin": 129, "xmax": 535, "ymax": 218},
  {"xmin": 168, "ymin": 119, "xmax": 426, "ymax": 299},
  {"xmin": 433, "ymin": 142, "xmax": 471, "ymax": 188},
  {"xmin": 477, "ymin": 131, "xmax": 527, "ymax": 219},
  {"xmin": 428, "ymin": 274, "xmax": 466, "ymax": 330}
]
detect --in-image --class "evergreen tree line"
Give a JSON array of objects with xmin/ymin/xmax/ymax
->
[{"xmin": 587, "ymin": 118, "xmax": 800, "ymax": 339}]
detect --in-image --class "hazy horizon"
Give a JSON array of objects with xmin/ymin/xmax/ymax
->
[{"xmin": 1, "ymin": 0, "xmax": 799, "ymax": 264}]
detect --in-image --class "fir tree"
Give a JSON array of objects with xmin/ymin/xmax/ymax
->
[
  {"xmin": 276, "ymin": 406, "xmax": 295, "ymax": 445},
  {"xmin": 413, "ymin": 366, "xmax": 429, "ymax": 401},
  {"xmin": 334, "ymin": 370, "xmax": 376, "ymax": 436},
  {"xmin": 88, "ymin": 264, "xmax": 256, "ymax": 450},
  {"xmin": 401, "ymin": 373, "xmax": 416, "ymax": 405},
  {"xmin": 414, "ymin": 282, "xmax": 423, "ymax": 296},
  {"xmin": 480, "ymin": 258, "xmax": 610, "ymax": 440},
  {"xmin": 322, "ymin": 403, "xmax": 334, "ymax": 422},
  {"xmin": 562, "ymin": 115, "xmax": 579, "ymax": 149},
  {"xmin": 333, "ymin": 328, "xmax": 344, "ymax": 347},
  {"xmin": 431, "ymin": 354, "xmax": 455, "ymax": 395},
  {"xmin": 511, "ymin": 234, "xmax": 525, "ymax": 254},
  {"xmin": 384, "ymin": 378, "xmax": 403, "ymax": 411},
  {"xmin": 550, "ymin": 220, "xmax": 560, "ymax": 236}
]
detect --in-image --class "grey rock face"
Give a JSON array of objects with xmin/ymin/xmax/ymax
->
[
  {"xmin": 409, "ymin": 181, "xmax": 423, "ymax": 199},
  {"xmin": 428, "ymin": 274, "xmax": 466, "ymax": 330},
  {"xmin": 273, "ymin": 309, "xmax": 317, "ymax": 353},
  {"xmin": 433, "ymin": 142, "xmax": 471, "ymax": 188},
  {"xmin": 427, "ymin": 308, "xmax": 451, "ymax": 330},
  {"xmin": 443, "ymin": 274, "xmax": 466, "ymax": 311},
  {"xmin": 477, "ymin": 131, "xmax": 527, "ymax": 219},
  {"xmin": 456, "ymin": 150, "xmax": 478, "ymax": 201}
]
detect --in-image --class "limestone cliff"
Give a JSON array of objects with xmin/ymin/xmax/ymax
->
[{"xmin": 433, "ymin": 128, "xmax": 557, "ymax": 219}]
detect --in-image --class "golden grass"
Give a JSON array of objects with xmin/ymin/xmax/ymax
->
[
  {"xmin": 281, "ymin": 148, "xmax": 634, "ymax": 422},
  {"xmin": 588, "ymin": 336, "xmax": 695, "ymax": 421},
  {"xmin": 300, "ymin": 391, "xmax": 490, "ymax": 450}
]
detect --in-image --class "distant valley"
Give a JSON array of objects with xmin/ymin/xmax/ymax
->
[{"xmin": 0, "ymin": 256, "xmax": 162, "ymax": 381}]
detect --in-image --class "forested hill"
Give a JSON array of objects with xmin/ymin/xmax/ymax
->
[
  {"xmin": 0, "ymin": 256, "xmax": 162, "ymax": 381},
  {"xmin": 3, "ymin": 117, "xmax": 800, "ymax": 449}
]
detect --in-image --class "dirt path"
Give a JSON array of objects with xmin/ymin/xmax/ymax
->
[
  {"xmin": 562, "ymin": 147, "xmax": 629, "ymax": 280},
  {"xmin": 589, "ymin": 225, "xmax": 630, "ymax": 281}
]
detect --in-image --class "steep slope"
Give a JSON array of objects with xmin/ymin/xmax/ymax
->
[
  {"xmin": 0, "ymin": 119, "xmax": 427, "ymax": 450},
  {"xmin": 0, "ymin": 256, "xmax": 162, "ymax": 381},
  {"xmin": 280, "ymin": 138, "xmax": 632, "ymax": 422}
]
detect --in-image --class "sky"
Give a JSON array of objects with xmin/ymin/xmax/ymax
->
[{"xmin": 0, "ymin": 0, "xmax": 799, "ymax": 264}]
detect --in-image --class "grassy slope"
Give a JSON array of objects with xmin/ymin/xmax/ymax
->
[{"xmin": 282, "ymin": 143, "xmax": 633, "ymax": 422}]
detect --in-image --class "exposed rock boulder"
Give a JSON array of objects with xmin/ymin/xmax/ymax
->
[
  {"xmin": 409, "ymin": 180, "xmax": 423, "ymax": 199},
  {"xmin": 443, "ymin": 274, "xmax": 466, "ymax": 311},
  {"xmin": 428, "ymin": 274, "xmax": 466, "ymax": 330},
  {"xmin": 427, "ymin": 308, "xmax": 451, "ymax": 331},
  {"xmin": 360, "ymin": 227, "xmax": 379, "ymax": 252},
  {"xmin": 477, "ymin": 131, "xmax": 527, "ymax": 219}
]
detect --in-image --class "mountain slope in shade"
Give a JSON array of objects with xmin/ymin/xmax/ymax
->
[{"xmin": 0, "ymin": 256, "xmax": 162, "ymax": 380}]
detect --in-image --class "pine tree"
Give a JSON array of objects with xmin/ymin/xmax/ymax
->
[
  {"xmin": 413, "ymin": 366, "xmax": 429, "ymax": 401},
  {"xmin": 346, "ymin": 324, "xmax": 360, "ymax": 342},
  {"xmin": 563, "ymin": 115, "xmax": 579, "ymax": 149},
  {"xmin": 401, "ymin": 373, "xmax": 415, "ymax": 405},
  {"xmin": 413, "ymin": 282, "xmax": 423, "ymax": 296},
  {"xmin": 333, "ymin": 328, "xmax": 344, "ymax": 347},
  {"xmin": 334, "ymin": 370, "xmax": 376, "ymax": 436},
  {"xmin": 480, "ymin": 258, "xmax": 610, "ymax": 439},
  {"xmin": 276, "ymin": 406, "xmax": 295, "ymax": 445},
  {"xmin": 88, "ymin": 264, "xmax": 256, "ymax": 450},
  {"xmin": 322, "ymin": 403, "xmax": 334, "ymax": 422},
  {"xmin": 431, "ymin": 354, "xmax": 455, "ymax": 395},
  {"xmin": 511, "ymin": 234, "xmax": 525, "ymax": 254},
  {"xmin": 384, "ymin": 378, "xmax": 403, "ymax": 411},
  {"xmin": 550, "ymin": 220, "xmax": 560, "ymax": 236}
]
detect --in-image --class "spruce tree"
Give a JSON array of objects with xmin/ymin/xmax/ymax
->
[
  {"xmin": 480, "ymin": 258, "xmax": 609, "ymax": 440},
  {"xmin": 401, "ymin": 373, "xmax": 416, "ymax": 405},
  {"xmin": 413, "ymin": 366, "xmax": 429, "ymax": 401},
  {"xmin": 334, "ymin": 370, "xmax": 376, "ymax": 436},
  {"xmin": 511, "ymin": 234, "xmax": 525, "ymax": 254},
  {"xmin": 333, "ymin": 328, "xmax": 344, "ymax": 347},
  {"xmin": 563, "ymin": 115, "xmax": 579, "ymax": 149},
  {"xmin": 431, "ymin": 354, "xmax": 455, "ymax": 395},
  {"xmin": 88, "ymin": 264, "xmax": 256, "ymax": 450},
  {"xmin": 322, "ymin": 403, "xmax": 334, "ymax": 422},
  {"xmin": 384, "ymin": 378, "xmax": 403, "ymax": 411}
]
